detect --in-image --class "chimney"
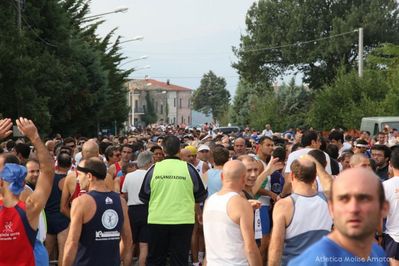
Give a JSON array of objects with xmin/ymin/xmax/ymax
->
[{"xmin": 166, "ymin": 79, "xmax": 170, "ymax": 85}]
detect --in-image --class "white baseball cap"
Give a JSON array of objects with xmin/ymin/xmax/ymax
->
[{"xmin": 198, "ymin": 144, "xmax": 210, "ymax": 152}]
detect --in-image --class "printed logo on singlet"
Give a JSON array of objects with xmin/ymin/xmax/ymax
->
[
  {"xmin": 101, "ymin": 209, "xmax": 118, "ymax": 230},
  {"xmin": 95, "ymin": 209, "xmax": 120, "ymax": 241},
  {"xmin": 105, "ymin": 197, "xmax": 113, "ymax": 204},
  {"xmin": 0, "ymin": 221, "xmax": 20, "ymax": 241}
]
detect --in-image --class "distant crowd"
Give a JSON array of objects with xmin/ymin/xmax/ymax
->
[{"xmin": 0, "ymin": 119, "xmax": 399, "ymax": 266}]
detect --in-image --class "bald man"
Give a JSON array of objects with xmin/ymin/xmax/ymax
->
[
  {"xmin": 289, "ymin": 168, "xmax": 389, "ymax": 265},
  {"xmin": 349, "ymin": 153, "xmax": 371, "ymax": 169},
  {"xmin": 60, "ymin": 140, "xmax": 114, "ymax": 218},
  {"xmin": 203, "ymin": 160, "xmax": 262, "ymax": 266},
  {"xmin": 269, "ymin": 158, "xmax": 333, "ymax": 266}
]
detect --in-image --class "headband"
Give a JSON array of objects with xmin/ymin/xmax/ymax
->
[{"xmin": 76, "ymin": 165, "xmax": 106, "ymax": 180}]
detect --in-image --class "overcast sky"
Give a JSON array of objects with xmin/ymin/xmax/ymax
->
[{"xmin": 89, "ymin": 0, "xmax": 256, "ymax": 96}]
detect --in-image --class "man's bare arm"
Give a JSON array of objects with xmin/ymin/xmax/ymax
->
[
  {"xmin": 60, "ymin": 173, "xmax": 75, "ymax": 218},
  {"xmin": 119, "ymin": 197, "xmax": 133, "ymax": 266},
  {"xmin": 268, "ymin": 200, "xmax": 288, "ymax": 266},
  {"xmin": 252, "ymin": 157, "xmax": 284, "ymax": 195},
  {"xmin": 19, "ymin": 118, "xmax": 54, "ymax": 218},
  {"xmin": 238, "ymin": 198, "xmax": 262, "ymax": 266},
  {"xmin": 62, "ymin": 198, "xmax": 84, "ymax": 266}
]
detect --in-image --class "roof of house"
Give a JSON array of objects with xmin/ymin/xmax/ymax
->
[{"xmin": 130, "ymin": 79, "xmax": 192, "ymax": 92}]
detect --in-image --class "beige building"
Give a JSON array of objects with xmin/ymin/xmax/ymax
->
[{"xmin": 126, "ymin": 79, "xmax": 192, "ymax": 127}]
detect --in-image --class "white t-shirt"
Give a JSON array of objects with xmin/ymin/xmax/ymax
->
[
  {"xmin": 383, "ymin": 176, "xmax": 399, "ymax": 242},
  {"xmin": 285, "ymin": 147, "xmax": 332, "ymax": 174},
  {"xmin": 121, "ymin": 169, "xmax": 147, "ymax": 206}
]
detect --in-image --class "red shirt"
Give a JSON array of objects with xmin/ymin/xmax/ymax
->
[{"xmin": 0, "ymin": 200, "xmax": 36, "ymax": 266}]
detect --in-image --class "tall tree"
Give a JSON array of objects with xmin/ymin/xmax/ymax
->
[
  {"xmin": 230, "ymin": 80, "xmax": 270, "ymax": 126},
  {"xmin": 234, "ymin": 0, "xmax": 399, "ymax": 89},
  {"xmin": 192, "ymin": 71, "xmax": 230, "ymax": 122},
  {"xmin": 0, "ymin": 0, "xmax": 131, "ymax": 136}
]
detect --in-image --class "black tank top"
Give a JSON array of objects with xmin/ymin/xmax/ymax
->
[
  {"xmin": 74, "ymin": 191, "xmax": 123, "ymax": 266},
  {"xmin": 45, "ymin": 173, "xmax": 67, "ymax": 213}
]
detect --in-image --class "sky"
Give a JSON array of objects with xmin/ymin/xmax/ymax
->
[{"xmin": 89, "ymin": 0, "xmax": 257, "ymax": 97}]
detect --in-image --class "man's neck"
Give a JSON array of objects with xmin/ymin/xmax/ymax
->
[
  {"xmin": 56, "ymin": 167, "xmax": 69, "ymax": 174},
  {"xmin": 214, "ymin": 165, "xmax": 223, "ymax": 170},
  {"xmin": 257, "ymin": 152, "xmax": 269, "ymax": 163},
  {"xmin": 88, "ymin": 181, "xmax": 109, "ymax": 192},
  {"xmin": 328, "ymin": 231, "xmax": 374, "ymax": 259},
  {"xmin": 292, "ymin": 182, "xmax": 316, "ymax": 196}
]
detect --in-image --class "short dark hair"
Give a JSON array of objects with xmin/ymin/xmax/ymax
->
[
  {"xmin": 99, "ymin": 142, "xmax": 112, "ymax": 155},
  {"xmin": 104, "ymin": 145, "xmax": 119, "ymax": 161},
  {"xmin": 328, "ymin": 130, "xmax": 344, "ymax": 144},
  {"xmin": 83, "ymin": 158, "xmax": 107, "ymax": 180},
  {"xmin": 6, "ymin": 140, "xmax": 15, "ymax": 151},
  {"xmin": 325, "ymin": 144, "xmax": 339, "ymax": 160},
  {"xmin": 212, "ymin": 146, "xmax": 229, "ymax": 166},
  {"xmin": 308, "ymin": 149, "xmax": 327, "ymax": 168},
  {"xmin": 57, "ymin": 152, "xmax": 72, "ymax": 169},
  {"xmin": 150, "ymin": 145, "xmax": 163, "ymax": 153},
  {"xmin": 390, "ymin": 148, "xmax": 399, "ymax": 169},
  {"xmin": 164, "ymin": 135, "xmax": 180, "ymax": 156},
  {"xmin": 14, "ymin": 143, "xmax": 30, "ymax": 159},
  {"xmin": 258, "ymin": 136, "xmax": 272, "ymax": 145},
  {"xmin": 371, "ymin": 144, "xmax": 391, "ymax": 159},
  {"xmin": 301, "ymin": 130, "xmax": 318, "ymax": 147},
  {"xmin": 291, "ymin": 159, "xmax": 317, "ymax": 184},
  {"xmin": 63, "ymin": 137, "xmax": 75, "ymax": 146}
]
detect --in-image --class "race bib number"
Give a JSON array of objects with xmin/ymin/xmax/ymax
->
[{"xmin": 254, "ymin": 209, "xmax": 262, "ymax": 240}]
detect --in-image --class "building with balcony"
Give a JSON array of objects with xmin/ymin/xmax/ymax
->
[{"xmin": 126, "ymin": 79, "xmax": 192, "ymax": 127}]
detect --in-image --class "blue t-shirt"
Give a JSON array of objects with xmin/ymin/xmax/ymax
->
[{"xmin": 288, "ymin": 236, "xmax": 388, "ymax": 266}]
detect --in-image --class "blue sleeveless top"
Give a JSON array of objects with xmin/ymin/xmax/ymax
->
[
  {"xmin": 74, "ymin": 191, "xmax": 123, "ymax": 266},
  {"xmin": 207, "ymin": 169, "xmax": 222, "ymax": 197}
]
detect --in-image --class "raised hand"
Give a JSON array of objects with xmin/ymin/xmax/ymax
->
[
  {"xmin": 265, "ymin": 156, "xmax": 285, "ymax": 174},
  {"xmin": 0, "ymin": 118, "xmax": 12, "ymax": 139},
  {"xmin": 15, "ymin": 117, "xmax": 39, "ymax": 141}
]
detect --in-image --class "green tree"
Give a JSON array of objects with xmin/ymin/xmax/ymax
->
[
  {"xmin": 308, "ymin": 68, "xmax": 389, "ymax": 130},
  {"xmin": 0, "ymin": 0, "xmax": 131, "ymax": 136},
  {"xmin": 230, "ymin": 80, "xmax": 270, "ymax": 126},
  {"xmin": 141, "ymin": 92, "xmax": 157, "ymax": 125},
  {"xmin": 234, "ymin": 0, "xmax": 399, "ymax": 89},
  {"xmin": 192, "ymin": 71, "xmax": 230, "ymax": 122}
]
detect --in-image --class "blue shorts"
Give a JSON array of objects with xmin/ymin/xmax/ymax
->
[
  {"xmin": 260, "ymin": 205, "xmax": 271, "ymax": 235},
  {"xmin": 34, "ymin": 239, "xmax": 49, "ymax": 266}
]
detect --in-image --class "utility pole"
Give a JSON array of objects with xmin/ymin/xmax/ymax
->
[
  {"xmin": 16, "ymin": 0, "xmax": 22, "ymax": 34},
  {"xmin": 358, "ymin": 27, "xmax": 364, "ymax": 78}
]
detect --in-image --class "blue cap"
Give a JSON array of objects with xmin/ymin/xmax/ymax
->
[{"xmin": 0, "ymin": 163, "xmax": 27, "ymax": 195}]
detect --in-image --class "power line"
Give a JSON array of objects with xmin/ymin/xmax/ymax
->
[
  {"xmin": 126, "ymin": 30, "xmax": 358, "ymax": 56},
  {"xmin": 10, "ymin": 0, "xmax": 58, "ymax": 47},
  {"xmin": 240, "ymin": 30, "xmax": 358, "ymax": 53}
]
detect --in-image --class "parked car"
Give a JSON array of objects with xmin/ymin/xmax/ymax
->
[
  {"xmin": 212, "ymin": 126, "xmax": 241, "ymax": 135},
  {"xmin": 360, "ymin": 116, "xmax": 399, "ymax": 136}
]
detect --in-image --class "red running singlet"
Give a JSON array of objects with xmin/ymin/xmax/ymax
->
[{"xmin": 0, "ymin": 200, "xmax": 37, "ymax": 266}]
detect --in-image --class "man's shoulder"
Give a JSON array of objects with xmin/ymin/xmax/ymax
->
[
  {"xmin": 383, "ymin": 176, "xmax": 399, "ymax": 185},
  {"xmin": 288, "ymin": 237, "xmax": 337, "ymax": 265}
]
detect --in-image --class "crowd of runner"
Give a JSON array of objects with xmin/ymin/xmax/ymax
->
[{"xmin": 0, "ymin": 118, "xmax": 399, "ymax": 266}]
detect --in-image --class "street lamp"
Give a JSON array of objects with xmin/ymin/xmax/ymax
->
[
  {"xmin": 120, "ymin": 56, "xmax": 148, "ymax": 67},
  {"xmin": 83, "ymin": 6, "xmax": 128, "ymax": 21},
  {"xmin": 131, "ymin": 65, "xmax": 151, "ymax": 72},
  {"xmin": 120, "ymin": 36, "xmax": 144, "ymax": 44}
]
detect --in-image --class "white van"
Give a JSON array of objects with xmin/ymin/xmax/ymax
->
[{"xmin": 360, "ymin": 117, "xmax": 399, "ymax": 136}]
